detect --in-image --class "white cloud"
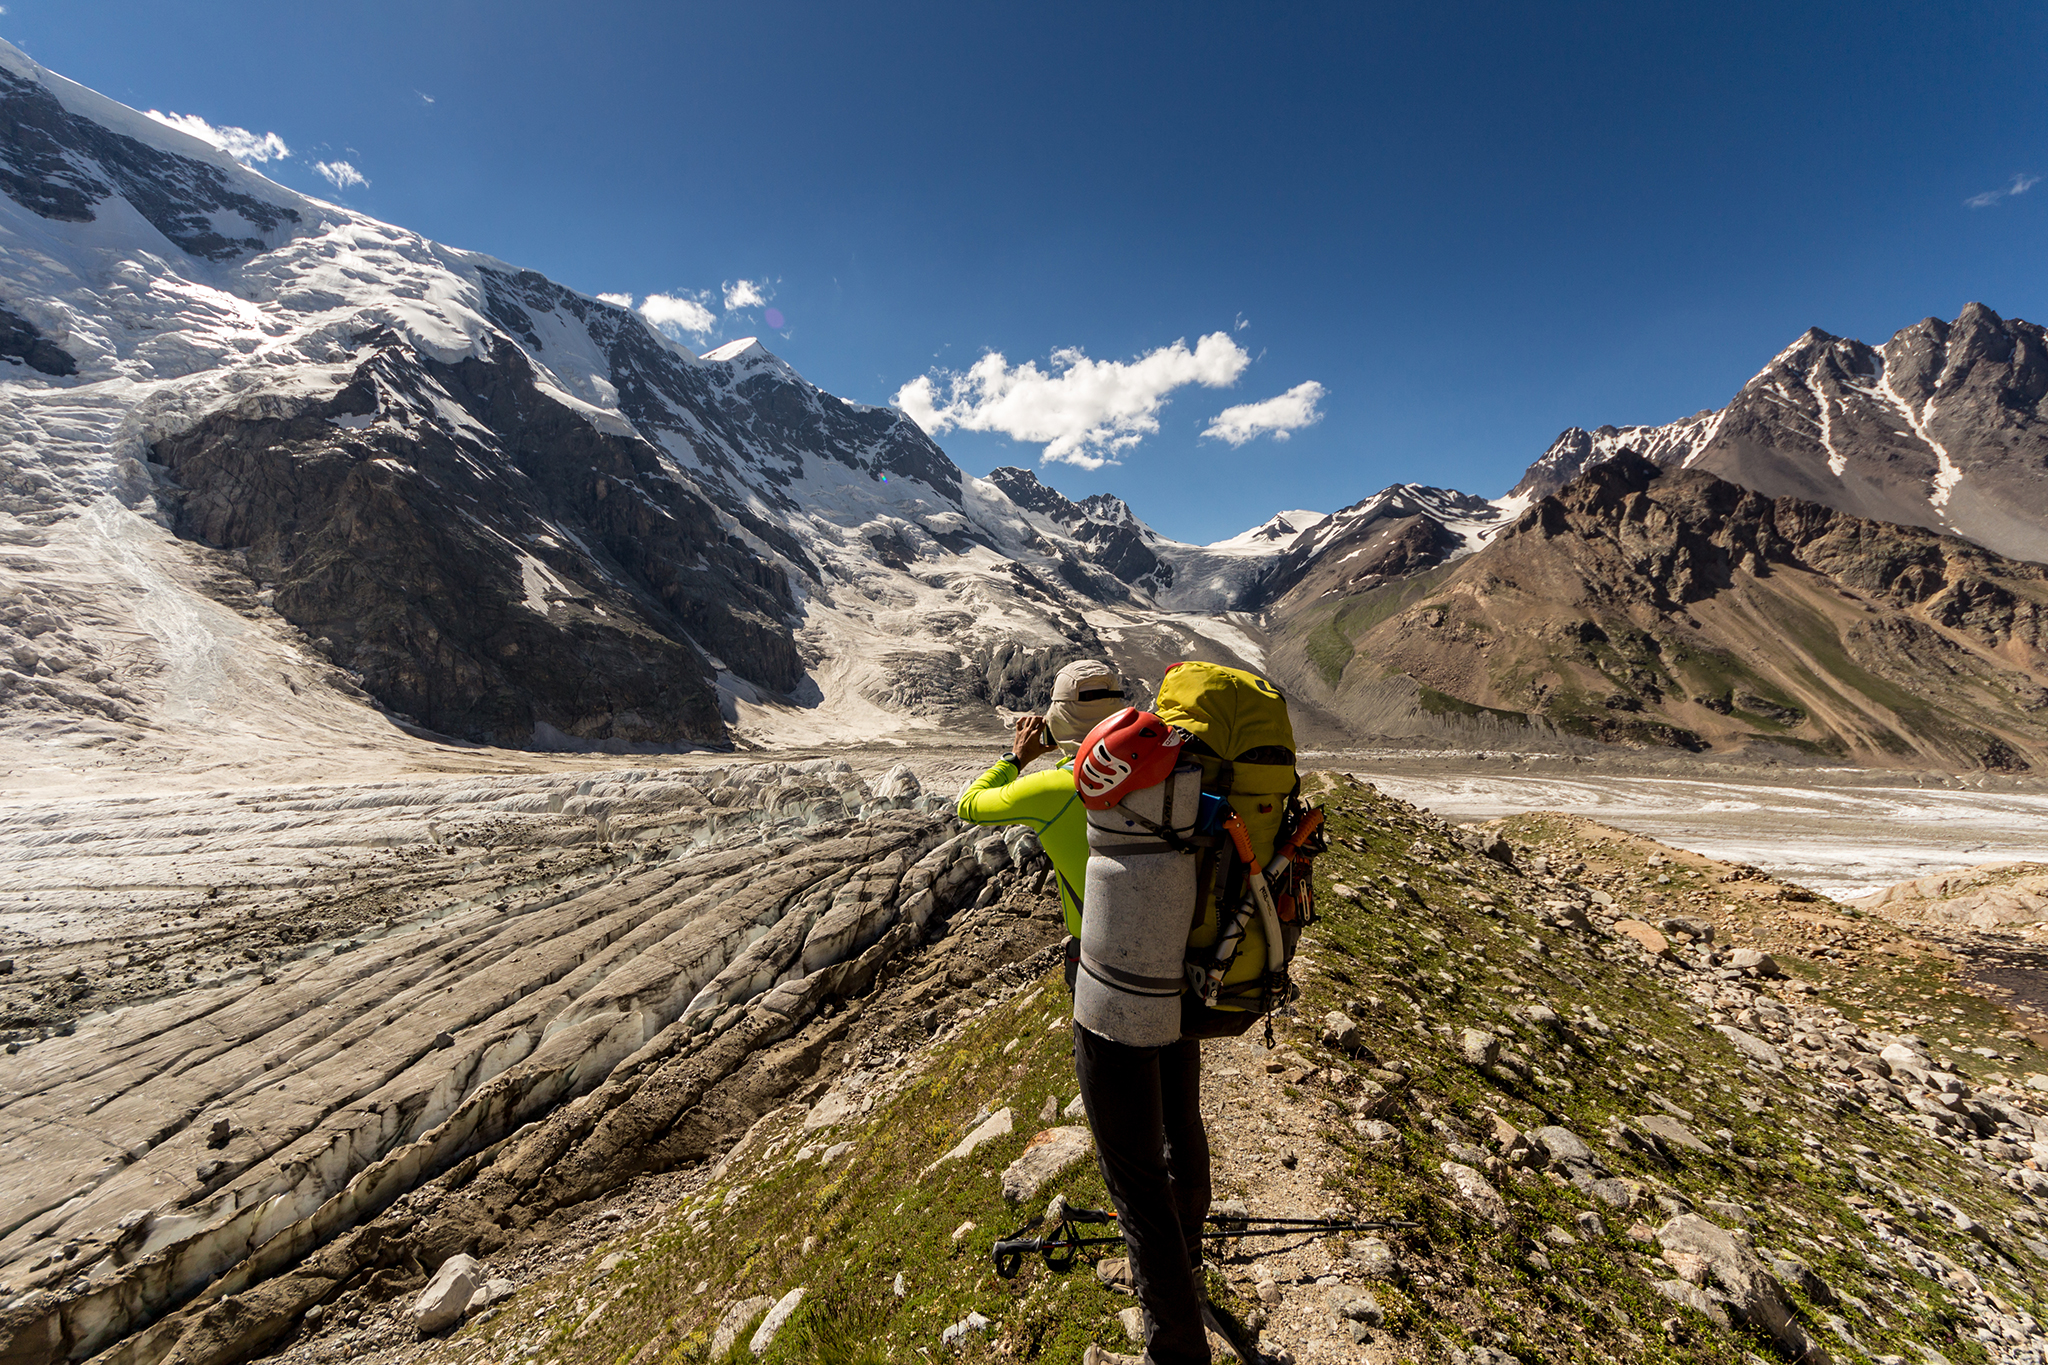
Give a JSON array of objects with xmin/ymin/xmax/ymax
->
[
  {"xmin": 145, "ymin": 110, "xmax": 291, "ymax": 164},
  {"xmin": 894, "ymin": 332, "xmax": 1251, "ymax": 469},
  {"xmin": 1202, "ymin": 381, "xmax": 1326, "ymax": 446},
  {"xmin": 1965, "ymin": 172, "xmax": 2040, "ymax": 208},
  {"xmin": 314, "ymin": 160, "xmax": 368, "ymax": 191},
  {"xmin": 639, "ymin": 292, "xmax": 718, "ymax": 341},
  {"xmin": 723, "ymin": 278, "xmax": 768, "ymax": 311},
  {"xmin": 595, "ymin": 292, "xmax": 635, "ymax": 308},
  {"xmin": 417, "ymin": 91, "xmax": 435, "ymax": 105}
]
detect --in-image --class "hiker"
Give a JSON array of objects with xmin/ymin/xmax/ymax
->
[
  {"xmin": 1072, "ymin": 662, "xmax": 1317, "ymax": 1365},
  {"xmin": 955, "ymin": 659, "xmax": 1127, "ymax": 988}
]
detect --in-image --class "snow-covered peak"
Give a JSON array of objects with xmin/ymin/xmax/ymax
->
[
  {"xmin": 1205, "ymin": 509, "xmax": 1327, "ymax": 553},
  {"xmin": 700, "ymin": 337, "xmax": 767, "ymax": 363},
  {"xmin": 1509, "ymin": 414, "xmax": 1722, "ymax": 501}
]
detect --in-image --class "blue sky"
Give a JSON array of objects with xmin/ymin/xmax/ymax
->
[{"xmin": 6, "ymin": 2, "xmax": 2045, "ymax": 542}]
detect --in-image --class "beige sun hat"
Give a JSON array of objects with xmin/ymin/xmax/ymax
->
[{"xmin": 1044, "ymin": 659, "xmax": 1125, "ymax": 750}]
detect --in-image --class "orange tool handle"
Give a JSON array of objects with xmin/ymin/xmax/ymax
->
[
  {"xmin": 1275, "ymin": 807, "xmax": 1324, "ymax": 860},
  {"xmin": 1223, "ymin": 811, "xmax": 1261, "ymax": 872}
]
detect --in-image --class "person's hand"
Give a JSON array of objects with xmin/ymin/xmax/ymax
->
[{"xmin": 1011, "ymin": 713, "xmax": 1054, "ymax": 767}]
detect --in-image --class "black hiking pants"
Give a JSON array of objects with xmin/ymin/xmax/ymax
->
[{"xmin": 1073, "ymin": 1023, "xmax": 1210, "ymax": 1365}]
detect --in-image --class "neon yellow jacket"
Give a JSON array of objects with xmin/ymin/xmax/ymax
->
[{"xmin": 955, "ymin": 757, "xmax": 1088, "ymax": 936}]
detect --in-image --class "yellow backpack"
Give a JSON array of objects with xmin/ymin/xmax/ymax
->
[{"xmin": 1153, "ymin": 661, "xmax": 1323, "ymax": 1037}]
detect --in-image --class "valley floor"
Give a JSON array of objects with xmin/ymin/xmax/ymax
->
[{"xmin": 3, "ymin": 744, "xmax": 2047, "ymax": 1365}]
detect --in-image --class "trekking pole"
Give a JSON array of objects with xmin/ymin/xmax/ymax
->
[{"xmin": 992, "ymin": 1206, "xmax": 1417, "ymax": 1278}]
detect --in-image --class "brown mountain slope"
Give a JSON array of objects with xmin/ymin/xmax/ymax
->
[{"xmin": 1270, "ymin": 453, "xmax": 2048, "ymax": 769}]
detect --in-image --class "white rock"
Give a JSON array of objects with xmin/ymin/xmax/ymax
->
[
  {"xmin": 1726, "ymin": 948, "xmax": 1782, "ymax": 977},
  {"xmin": 711, "ymin": 1296, "xmax": 774, "ymax": 1357},
  {"xmin": 410, "ymin": 1253, "xmax": 482, "ymax": 1333},
  {"xmin": 465, "ymin": 1277, "xmax": 515, "ymax": 1313},
  {"xmin": 940, "ymin": 1310, "xmax": 992, "ymax": 1348},
  {"xmin": 924, "ymin": 1107, "xmax": 1013, "ymax": 1173},
  {"xmin": 749, "ymin": 1287, "xmax": 805, "ymax": 1355},
  {"xmin": 1000, "ymin": 1126, "xmax": 1093, "ymax": 1203}
]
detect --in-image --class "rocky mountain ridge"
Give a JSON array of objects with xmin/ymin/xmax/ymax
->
[
  {"xmin": 0, "ymin": 40, "xmax": 1283, "ymax": 763},
  {"xmin": 1512, "ymin": 305, "xmax": 2048, "ymax": 568},
  {"xmin": 1270, "ymin": 454, "xmax": 2048, "ymax": 769},
  {"xmin": 8, "ymin": 39, "xmax": 2048, "ymax": 773}
]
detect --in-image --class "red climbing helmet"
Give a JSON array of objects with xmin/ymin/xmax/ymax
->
[{"xmin": 1074, "ymin": 707, "xmax": 1185, "ymax": 810}]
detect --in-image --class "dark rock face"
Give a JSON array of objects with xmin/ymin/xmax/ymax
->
[
  {"xmin": 155, "ymin": 335, "xmax": 801, "ymax": 747},
  {"xmin": 1514, "ymin": 305, "xmax": 2048, "ymax": 565},
  {"xmin": 477, "ymin": 270, "xmax": 958, "ymax": 521},
  {"xmin": 984, "ymin": 467, "xmax": 1165, "ymax": 597},
  {"xmin": 0, "ymin": 304, "xmax": 74, "ymax": 375},
  {"xmin": 0, "ymin": 67, "xmax": 299, "ymax": 260}
]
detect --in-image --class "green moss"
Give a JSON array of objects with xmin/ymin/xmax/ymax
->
[
  {"xmin": 1416, "ymin": 686, "xmax": 1530, "ymax": 727},
  {"xmin": 1305, "ymin": 615, "xmax": 1354, "ymax": 687},
  {"xmin": 1329, "ymin": 566, "xmax": 1456, "ymax": 638}
]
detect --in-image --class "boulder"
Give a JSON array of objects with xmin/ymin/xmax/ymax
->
[
  {"xmin": 874, "ymin": 765, "xmax": 922, "ymax": 800},
  {"xmin": 1613, "ymin": 919, "xmax": 1673, "ymax": 958},
  {"xmin": 1727, "ymin": 948, "xmax": 1782, "ymax": 977},
  {"xmin": 1440, "ymin": 1161, "xmax": 1511, "ymax": 1226},
  {"xmin": 1528, "ymin": 1125, "xmax": 1597, "ymax": 1169},
  {"xmin": 1632, "ymin": 1113, "xmax": 1712, "ymax": 1155},
  {"xmin": 924, "ymin": 1107, "xmax": 1013, "ymax": 1174},
  {"xmin": 1712, "ymin": 1024, "xmax": 1784, "ymax": 1071},
  {"xmin": 711, "ymin": 1296, "xmax": 776, "ymax": 1358},
  {"xmin": 1659, "ymin": 915, "xmax": 1715, "ymax": 944},
  {"xmin": 1460, "ymin": 1029, "xmax": 1501, "ymax": 1067},
  {"xmin": 1656, "ymin": 1215, "xmax": 1833, "ymax": 1364},
  {"xmin": 1321, "ymin": 1012, "xmax": 1362, "ymax": 1050},
  {"xmin": 1000, "ymin": 1127, "xmax": 1093, "ymax": 1203},
  {"xmin": 1653, "ymin": 1278, "xmax": 1731, "ymax": 1328},
  {"xmin": 1770, "ymin": 1257, "xmax": 1837, "ymax": 1306},
  {"xmin": 465, "ymin": 1278, "xmax": 516, "ymax": 1313},
  {"xmin": 1879, "ymin": 1042, "xmax": 1930, "ymax": 1069},
  {"xmin": 1346, "ymin": 1238, "xmax": 1396, "ymax": 1276},
  {"xmin": 410, "ymin": 1253, "xmax": 483, "ymax": 1334},
  {"xmin": 1327, "ymin": 1285, "xmax": 1384, "ymax": 1326},
  {"xmin": 749, "ymin": 1287, "xmax": 805, "ymax": 1355},
  {"xmin": 1457, "ymin": 830, "xmax": 1516, "ymax": 867}
]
